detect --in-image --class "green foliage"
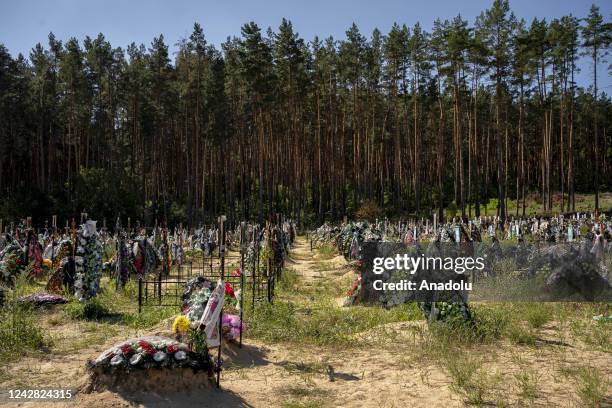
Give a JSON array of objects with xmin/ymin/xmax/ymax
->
[
  {"xmin": 429, "ymin": 304, "xmax": 509, "ymax": 345},
  {"xmin": 354, "ymin": 199, "xmax": 383, "ymax": 221},
  {"xmin": 67, "ymin": 167, "xmax": 140, "ymax": 221},
  {"xmin": 446, "ymin": 202, "xmax": 458, "ymax": 219},
  {"xmin": 444, "ymin": 353, "xmax": 500, "ymax": 406},
  {"xmin": 64, "ymin": 298, "xmax": 112, "ymax": 320},
  {"xmin": 0, "ymin": 302, "xmax": 47, "ymax": 365},
  {"xmin": 507, "ymin": 324, "xmax": 537, "ymax": 346},
  {"xmin": 524, "ymin": 304, "xmax": 551, "ymax": 329},
  {"xmin": 1, "ymin": 7, "xmax": 611, "ymax": 224},
  {"xmin": 315, "ymin": 244, "xmax": 337, "ymax": 260}
]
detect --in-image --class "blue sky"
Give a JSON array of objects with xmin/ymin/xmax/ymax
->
[{"xmin": 1, "ymin": 0, "xmax": 610, "ymax": 90}]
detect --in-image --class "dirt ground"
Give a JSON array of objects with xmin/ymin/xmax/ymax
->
[{"xmin": 1, "ymin": 237, "xmax": 610, "ymax": 408}]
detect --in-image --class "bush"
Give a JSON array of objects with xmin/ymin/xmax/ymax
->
[
  {"xmin": 65, "ymin": 298, "xmax": 112, "ymax": 320},
  {"xmin": 355, "ymin": 200, "xmax": 383, "ymax": 221},
  {"xmin": 428, "ymin": 304, "xmax": 509, "ymax": 345}
]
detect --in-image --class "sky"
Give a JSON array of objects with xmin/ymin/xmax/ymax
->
[{"xmin": 1, "ymin": 0, "xmax": 611, "ymax": 90}]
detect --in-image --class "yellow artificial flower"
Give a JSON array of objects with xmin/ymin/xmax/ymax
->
[{"xmin": 172, "ymin": 315, "xmax": 191, "ymax": 334}]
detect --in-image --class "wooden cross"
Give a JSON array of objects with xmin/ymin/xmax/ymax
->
[{"xmin": 71, "ymin": 218, "xmax": 77, "ymax": 258}]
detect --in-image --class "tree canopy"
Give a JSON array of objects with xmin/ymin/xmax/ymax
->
[{"xmin": 0, "ymin": 2, "xmax": 611, "ymax": 226}]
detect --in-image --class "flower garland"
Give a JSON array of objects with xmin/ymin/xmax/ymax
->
[
  {"xmin": 181, "ymin": 276, "xmax": 214, "ymax": 322},
  {"xmin": 116, "ymin": 237, "xmax": 130, "ymax": 288},
  {"xmin": 75, "ymin": 222, "xmax": 103, "ymax": 301},
  {"xmin": 18, "ymin": 292, "xmax": 68, "ymax": 306},
  {"xmin": 26, "ymin": 239, "xmax": 43, "ymax": 279}
]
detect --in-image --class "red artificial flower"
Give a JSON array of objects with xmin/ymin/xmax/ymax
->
[
  {"xmin": 232, "ymin": 268, "xmax": 241, "ymax": 277},
  {"xmin": 167, "ymin": 344, "xmax": 178, "ymax": 353},
  {"xmin": 225, "ymin": 282, "xmax": 236, "ymax": 298},
  {"xmin": 138, "ymin": 340, "xmax": 156, "ymax": 355},
  {"xmin": 347, "ymin": 276, "xmax": 361, "ymax": 296},
  {"xmin": 120, "ymin": 344, "xmax": 134, "ymax": 355}
]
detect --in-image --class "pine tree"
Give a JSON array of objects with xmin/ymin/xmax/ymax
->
[{"xmin": 582, "ymin": 4, "xmax": 611, "ymax": 210}]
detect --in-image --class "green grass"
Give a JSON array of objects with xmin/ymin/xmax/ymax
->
[
  {"xmin": 426, "ymin": 304, "xmax": 511, "ymax": 347},
  {"xmin": 315, "ymin": 244, "xmax": 337, "ymax": 260},
  {"xmin": 524, "ymin": 304, "xmax": 551, "ymax": 329},
  {"xmin": 514, "ymin": 369, "xmax": 539, "ymax": 404},
  {"xmin": 64, "ymin": 298, "xmax": 113, "ymax": 320},
  {"xmin": 246, "ymin": 296, "xmax": 420, "ymax": 347},
  {"xmin": 0, "ymin": 301, "xmax": 49, "ymax": 367},
  {"xmin": 445, "ymin": 192, "xmax": 612, "ymax": 218},
  {"xmin": 444, "ymin": 353, "xmax": 502, "ymax": 406},
  {"xmin": 245, "ymin": 268, "xmax": 421, "ymax": 347},
  {"xmin": 561, "ymin": 366, "xmax": 610, "ymax": 408},
  {"xmin": 507, "ymin": 324, "xmax": 537, "ymax": 346},
  {"xmin": 0, "ymin": 274, "xmax": 181, "ymax": 381},
  {"xmin": 575, "ymin": 367, "xmax": 609, "ymax": 408},
  {"xmin": 58, "ymin": 279, "xmax": 177, "ymax": 330}
]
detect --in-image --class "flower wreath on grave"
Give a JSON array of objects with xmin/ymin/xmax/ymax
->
[
  {"xmin": 88, "ymin": 336, "xmax": 212, "ymax": 373},
  {"xmin": 180, "ymin": 276, "xmax": 245, "ymax": 343}
]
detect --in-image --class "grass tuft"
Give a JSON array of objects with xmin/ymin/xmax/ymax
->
[
  {"xmin": 0, "ymin": 301, "xmax": 48, "ymax": 366},
  {"xmin": 514, "ymin": 369, "xmax": 539, "ymax": 404},
  {"xmin": 575, "ymin": 367, "xmax": 610, "ymax": 408}
]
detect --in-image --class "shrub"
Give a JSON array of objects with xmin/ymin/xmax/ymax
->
[
  {"xmin": 65, "ymin": 298, "xmax": 112, "ymax": 320},
  {"xmin": 355, "ymin": 200, "xmax": 383, "ymax": 221},
  {"xmin": 428, "ymin": 305, "xmax": 509, "ymax": 345}
]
